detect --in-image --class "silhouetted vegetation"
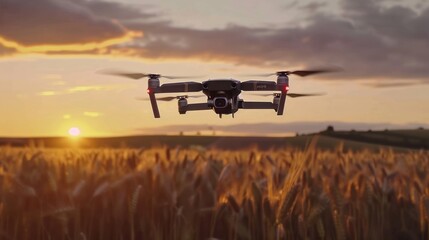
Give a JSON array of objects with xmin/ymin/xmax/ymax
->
[
  {"xmin": 2, "ymin": 128, "xmax": 428, "ymax": 151},
  {"xmin": 321, "ymin": 129, "xmax": 429, "ymax": 150},
  {"xmin": 326, "ymin": 125, "xmax": 335, "ymax": 132}
]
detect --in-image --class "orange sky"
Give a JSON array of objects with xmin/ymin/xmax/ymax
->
[{"xmin": 0, "ymin": 0, "xmax": 428, "ymax": 137}]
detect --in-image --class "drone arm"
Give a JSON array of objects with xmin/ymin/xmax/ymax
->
[
  {"xmin": 155, "ymin": 82, "xmax": 203, "ymax": 93},
  {"xmin": 240, "ymin": 81, "xmax": 278, "ymax": 91},
  {"xmin": 185, "ymin": 103, "xmax": 211, "ymax": 111},
  {"xmin": 240, "ymin": 101, "xmax": 275, "ymax": 109}
]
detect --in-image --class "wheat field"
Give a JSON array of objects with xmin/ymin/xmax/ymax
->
[{"xmin": 0, "ymin": 145, "xmax": 428, "ymax": 240}]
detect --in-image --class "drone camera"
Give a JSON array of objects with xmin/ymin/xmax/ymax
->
[{"xmin": 213, "ymin": 97, "xmax": 228, "ymax": 108}]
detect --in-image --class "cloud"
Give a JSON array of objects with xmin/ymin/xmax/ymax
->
[
  {"xmin": 120, "ymin": 2, "xmax": 429, "ymax": 80},
  {"xmin": 42, "ymin": 74, "xmax": 66, "ymax": 86},
  {"xmin": 137, "ymin": 121, "xmax": 429, "ymax": 136},
  {"xmin": 1, "ymin": 0, "xmax": 428, "ymax": 81},
  {"xmin": 299, "ymin": 2, "xmax": 328, "ymax": 12},
  {"xmin": 42, "ymin": 74, "xmax": 63, "ymax": 80},
  {"xmin": 100, "ymin": 0, "xmax": 427, "ymax": 80},
  {"xmin": 0, "ymin": 44, "xmax": 16, "ymax": 56},
  {"xmin": 75, "ymin": 0, "xmax": 156, "ymax": 21},
  {"xmin": 38, "ymin": 91, "xmax": 58, "ymax": 96},
  {"xmin": 67, "ymin": 85, "xmax": 113, "ymax": 93},
  {"xmin": 37, "ymin": 84, "xmax": 126, "ymax": 96},
  {"xmin": 0, "ymin": 0, "xmax": 140, "ymax": 53},
  {"xmin": 84, "ymin": 111, "xmax": 101, "ymax": 117}
]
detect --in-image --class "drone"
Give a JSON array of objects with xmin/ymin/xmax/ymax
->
[{"xmin": 102, "ymin": 69, "xmax": 338, "ymax": 118}]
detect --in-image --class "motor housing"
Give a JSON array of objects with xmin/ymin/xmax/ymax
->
[{"xmin": 178, "ymin": 98, "xmax": 188, "ymax": 114}]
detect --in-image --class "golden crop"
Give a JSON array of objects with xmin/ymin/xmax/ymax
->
[{"xmin": 0, "ymin": 145, "xmax": 428, "ymax": 240}]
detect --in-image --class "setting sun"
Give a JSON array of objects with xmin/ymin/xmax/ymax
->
[{"xmin": 68, "ymin": 127, "xmax": 81, "ymax": 137}]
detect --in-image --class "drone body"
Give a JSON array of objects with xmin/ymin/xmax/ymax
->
[
  {"xmin": 147, "ymin": 75, "xmax": 289, "ymax": 118},
  {"xmin": 103, "ymin": 69, "xmax": 336, "ymax": 118}
]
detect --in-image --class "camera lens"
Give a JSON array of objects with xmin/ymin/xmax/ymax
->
[{"xmin": 214, "ymin": 97, "xmax": 227, "ymax": 108}]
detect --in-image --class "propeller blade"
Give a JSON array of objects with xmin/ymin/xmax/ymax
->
[
  {"xmin": 243, "ymin": 67, "xmax": 341, "ymax": 78},
  {"xmin": 99, "ymin": 69, "xmax": 203, "ymax": 80},
  {"xmin": 136, "ymin": 95, "xmax": 205, "ymax": 101},
  {"xmin": 157, "ymin": 96, "xmax": 178, "ymax": 101},
  {"xmin": 162, "ymin": 75, "xmax": 204, "ymax": 80},
  {"xmin": 135, "ymin": 97, "xmax": 151, "ymax": 101},
  {"xmin": 366, "ymin": 81, "xmax": 423, "ymax": 88},
  {"xmin": 136, "ymin": 96, "xmax": 176, "ymax": 101},
  {"xmin": 288, "ymin": 68, "xmax": 341, "ymax": 77},
  {"xmin": 240, "ymin": 73, "xmax": 276, "ymax": 78},
  {"xmin": 286, "ymin": 93, "xmax": 325, "ymax": 98},
  {"xmin": 99, "ymin": 70, "xmax": 149, "ymax": 80}
]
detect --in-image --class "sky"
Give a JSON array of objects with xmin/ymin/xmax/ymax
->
[{"xmin": 0, "ymin": 0, "xmax": 428, "ymax": 137}]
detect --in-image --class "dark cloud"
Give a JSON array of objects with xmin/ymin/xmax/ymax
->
[
  {"xmin": 72, "ymin": 0, "xmax": 156, "ymax": 21},
  {"xmin": 110, "ymin": 0, "xmax": 429, "ymax": 80},
  {"xmin": 0, "ymin": 0, "xmax": 132, "ymax": 47},
  {"xmin": 138, "ymin": 121, "xmax": 429, "ymax": 135},
  {"xmin": 1, "ymin": 0, "xmax": 428, "ymax": 81},
  {"xmin": 299, "ymin": 2, "xmax": 327, "ymax": 12}
]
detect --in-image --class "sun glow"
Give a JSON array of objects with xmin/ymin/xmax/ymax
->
[{"xmin": 68, "ymin": 127, "xmax": 81, "ymax": 137}]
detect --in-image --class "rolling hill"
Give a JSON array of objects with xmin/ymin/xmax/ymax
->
[{"xmin": 0, "ymin": 128, "xmax": 427, "ymax": 151}]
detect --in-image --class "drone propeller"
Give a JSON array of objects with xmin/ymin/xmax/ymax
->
[
  {"xmin": 99, "ymin": 69, "xmax": 202, "ymax": 80},
  {"xmin": 248, "ymin": 93, "xmax": 326, "ymax": 98},
  {"xmin": 245, "ymin": 68, "xmax": 341, "ymax": 78},
  {"xmin": 136, "ymin": 95, "xmax": 205, "ymax": 102},
  {"xmin": 286, "ymin": 93, "xmax": 325, "ymax": 98}
]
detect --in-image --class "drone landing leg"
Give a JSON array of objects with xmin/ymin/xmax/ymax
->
[
  {"xmin": 148, "ymin": 92, "xmax": 160, "ymax": 118},
  {"xmin": 276, "ymin": 92, "xmax": 287, "ymax": 115}
]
